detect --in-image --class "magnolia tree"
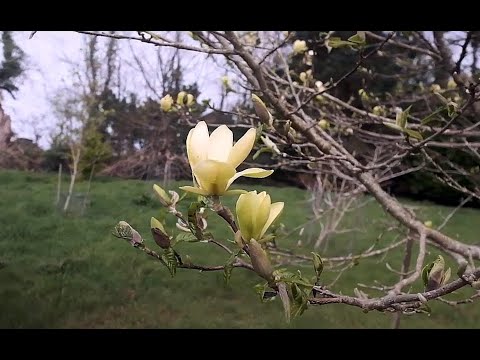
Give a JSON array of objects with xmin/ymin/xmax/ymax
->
[{"xmin": 76, "ymin": 31, "xmax": 480, "ymax": 323}]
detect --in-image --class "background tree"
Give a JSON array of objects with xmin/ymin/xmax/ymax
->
[
  {"xmin": 0, "ymin": 31, "xmax": 43, "ymax": 171},
  {"xmin": 0, "ymin": 31, "xmax": 25, "ymax": 98},
  {"xmin": 0, "ymin": 31, "xmax": 25, "ymax": 149}
]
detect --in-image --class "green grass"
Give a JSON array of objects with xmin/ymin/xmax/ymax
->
[{"xmin": 0, "ymin": 169, "xmax": 479, "ymax": 328}]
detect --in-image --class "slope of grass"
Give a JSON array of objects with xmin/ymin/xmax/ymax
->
[{"xmin": 0, "ymin": 170, "xmax": 479, "ymax": 328}]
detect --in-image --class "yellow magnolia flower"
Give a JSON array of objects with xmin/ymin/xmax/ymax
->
[
  {"xmin": 180, "ymin": 121, "xmax": 273, "ymax": 196},
  {"xmin": 293, "ymin": 40, "xmax": 308, "ymax": 54},
  {"xmin": 160, "ymin": 94, "xmax": 173, "ymax": 111},
  {"xmin": 236, "ymin": 190, "xmax": 284, "ymax": 243}
]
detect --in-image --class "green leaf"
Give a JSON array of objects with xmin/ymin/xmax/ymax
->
[
  {"xmin": 174, "ymin": 232, "xmax": 198, "ymax": 244},
  {"xmin": 161, "ymin": 247, "xmax": 177, "ymax": 277},
  {"xmin": 273, "ymin": 268, "xmax": 313, "ymax": 289},
  {"xmin": 289, "ymin": 283, "xmax": 309, "ymax": 318},
  {"xmin": 187, "ymin": 201, "xmax": 205, "ymax": 240},
  {"xmin": 447, "ymin": 103, "xmax": 458, "ymax": 117},
  {"xmin": 252, "ymin": 147, "xmax": 272, "ymax": 161},
  {"xmin": 396, "ymin": 105, "xmax": 412, "ymax": 129},
  {"xmin": 434, "ymin": 92, "xmax": 450, "ymax": 105},
  {"xmin": 383, "ymin": 122, "xmax": 404, "ymax": 132},
  {"xmin": 403, "ymin": 128, "xmax": 423, "ymax": 140},
  {"xmin": 348, "ymin": 31, "xmax": 366, "ymax": 45},
  {"xmin": 254, "ymin": 282, "xmax": 269, "ymax": 302},
  {"xmin": 422, "ymin": 262, "xmax": 434, "ymax": 287},
  {"xmin": 421, "ymin": 106, "xmax": 446, "ymax": 125},
  {"xmin": 311, "ymin": 252, "xmax": 324, "ymax": 283},
  {"xmin": 327, "ymin": 37, "xmax": 355, "ymax": 49},
  {"xmin": 255, "ymin": 122, "xmax": 265, "ymax": 143}
]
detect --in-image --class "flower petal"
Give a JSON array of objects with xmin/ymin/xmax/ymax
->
[
  {"xmin": 194, "ymin": 160, "xmax": 236, "ymax": 195},
  {"xmin": 224, "ymin": 189, "xmax": 248, "ymax": 196},
  {"xmin": 260, "ymin": 202, "xmax": 284, "ymax": 239},
  {"xmin": 227, "ymin": 128, "xmax": 256, "ymax": 168},
  {"xmin": 253, "ymin": 192, "xmax": 271, "ymax": 240},
  {"xmin": 226, "ymin": 168, "xmax": 274, "ymax": 189},
  {"xmin": 236, "ymin": 191, "xmax": 257, "ymax": 242},
  {"xmin": 208, "ymin": 125, "xmax": 233, "ymax": 162},
  {"xmin": 187, "ymin": 121, "xmax": 209, "ymax": 168},
  {"xmin": 179, "ymin": 186, "xmax": 210, "ymax": 196}
]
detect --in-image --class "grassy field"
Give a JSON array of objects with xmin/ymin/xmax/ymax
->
[{"xmin": 0, "ymin": 169, "xmax": 479, "ymax": 328}]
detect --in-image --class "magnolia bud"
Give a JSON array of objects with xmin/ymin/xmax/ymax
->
[
  {"xmin": 118, "ymin": 220, "xmax": 130, "ymax": 228},
  {"xmin": 426, "ymin": 255, "xmax": 451, "ymax": 291},
  {"xmin": 252, "ymin": 94, "xmax": 273, "ymax": 126},
  {"xmin": 150, "ymin": 217, "xmax": 171, "ymax": 249},
  {"xmin": 176, "ymin": 91, "xmax": 187, "ymax": 105},
  {"xmin": 315, "ymin": 81, "xmax": 325, "ymax": 92},
  {"xmin": 312, "ymin": 252, "xmax": 323, "ymax": 280},
  {"xmin": 153, "ymin": 184, "xmax": 172, "ymax": 207},
  {"xmin": 299, "ymin": 72, "xmax": 307, "ymax": 84},
  {"xmin": 318, "ymin": 119, "xmax": 330, "ymax": 130},
  {"xmin": 447, "ymin": 78, "xmax": 457, "ymax": 89},
  {"xmin": 160, "ymin": 94, "xmax": 173, "ymax": 112},
  {"xmin": 248, "ymin": 239, "xmax": 274, "ymax": 282},
  {"xmin": 372, "ymin": 105, "xmax": 384, "ymax": 116},
  {"xmin": 186, "ymin": 94, "xmax": 195, "ymax": 107},
  {"xmin": 358, "ymin": 89, "xmax": 369, "ymax": 101},
  {"xmin": 221, "ymin": 76, "xmax": 230, "ymax": 87},
  {"xmin": 430, "ymin": 84, "xmax": 442, "ymax": 93},
  {"xmin": 115, "ymin": 221, "xmax": 143, "ymax": 247}
]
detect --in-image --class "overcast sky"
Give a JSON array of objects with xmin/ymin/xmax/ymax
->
[{"xmin": 2, "ymin": 31, "xmax": 230, "ymax": 148}]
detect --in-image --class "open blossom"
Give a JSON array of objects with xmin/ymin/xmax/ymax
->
[
  {"xmin": 293, "ymin": 40, "xmax": 308, "ymax": 54},
  {"xmin": 179, "ymin": 121, "xmax": 273, "ymax": 196},
  {"xmin": 236, "ymin": 190, "xmax": 284, "ymax": 243}
]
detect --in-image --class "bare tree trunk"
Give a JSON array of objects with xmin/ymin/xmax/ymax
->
[
  {"xmin": 63, "ymin": 144, "xmax": 81, "ymax": 213},
  {"xmin": 56, "ymin": 163, "xmax": 62, "ymax": 206}
]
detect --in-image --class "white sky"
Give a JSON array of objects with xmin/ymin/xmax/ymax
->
[{"xmin": 2, "ymin": 31, "xmax": 232, "ymax": 148}]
